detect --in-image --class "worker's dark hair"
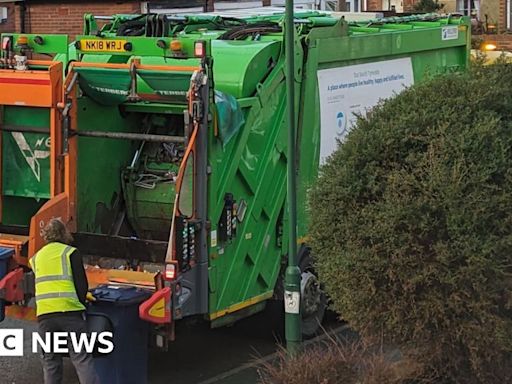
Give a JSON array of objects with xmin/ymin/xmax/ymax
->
[{"xmin": 42, "ymin": 218, "xmax": 73, "ymax": 245}]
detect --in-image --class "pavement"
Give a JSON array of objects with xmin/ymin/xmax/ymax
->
[
  {"xmin": 0, "ymin": 317, "xmax": 79, "ymax": 384},
  {"xmin": 192, "ymin": 324, "xmax": 350, "ymax": 384},
  {"xmin": 0, "ymin": 304, "xmax": 345, "ymax": 384}
]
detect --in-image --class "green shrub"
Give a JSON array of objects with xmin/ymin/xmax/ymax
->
[
  {"xmin": 413, "ymin": 0, "xmax": 443, "ymax": 12},
  {"xmin": 309, "ymin": 64, "xmax": 512, "ymax": 383},
  {"xmin": 258, "ymin": 338, "xmax": 424, "ymax": 384}
]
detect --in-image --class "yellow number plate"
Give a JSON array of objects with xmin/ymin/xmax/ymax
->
[{"xmin": 80, "ymin": 39, "xmax": 127, "ymax": 53}]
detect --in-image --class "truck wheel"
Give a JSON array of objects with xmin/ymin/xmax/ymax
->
[{"xmin": 299, "ymin": 252, "xmax": 327, "ymax": 337}]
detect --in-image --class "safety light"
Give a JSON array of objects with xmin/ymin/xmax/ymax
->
[
  {"xmin": 16, "ymin": 35, "xmax": 29, "ymax": 49},
  {"xmin": 16, "ymin": 35, "xmax": 28, "ymax": 46},
  {"xmin": 483, "ymin": 43, "xmax": 497, "ymax": 51},
  {"xmin": 164, "ymin": 263, "xmax": 176, "ymax": 281},
  {"xmin": 194, "ymin": 40, "xmax": 206, "ymax": 58},
  {"xmin": 170, "ymin": 40, "xmax": 182, "ymax": 52}
]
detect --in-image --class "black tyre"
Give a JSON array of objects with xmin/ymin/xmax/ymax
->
[{"xmin": 298, "ymin": 249, "xmax": 327, "ymax": 337}]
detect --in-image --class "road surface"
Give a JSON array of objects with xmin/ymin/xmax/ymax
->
[{"xmin": 0, "ymin": 304, "xmax": 342, "ymax": 384}]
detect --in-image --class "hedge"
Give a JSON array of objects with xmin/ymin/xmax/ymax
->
[{"xmin": 309, "ymin": 63, "xmax": 512, "ymax": 383}]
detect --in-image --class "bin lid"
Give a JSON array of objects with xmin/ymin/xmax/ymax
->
[
  {"xmin": 0, "ymin": 247, "xmax": 14, "ymax": 260},
  {"xmin": 90, "ymin": 285, "xmax": 151, "ymax": 306}
]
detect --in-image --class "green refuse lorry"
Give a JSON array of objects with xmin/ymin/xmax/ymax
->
[{"xmin": 0, "ymin": 10, "xmax": 470, "ymax": 344}]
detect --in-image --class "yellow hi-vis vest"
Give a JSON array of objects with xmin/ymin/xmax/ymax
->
[{"xmin": 29, "ymin": 242, "xmax": 85, "ymax": 317}]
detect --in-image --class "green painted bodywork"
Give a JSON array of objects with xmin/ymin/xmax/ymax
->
[
  {"xmin": 0, "ymin": 34, "xmax": 68, "ymax": 56},
  {"xmin": 206, "ymin": 15, "xmax": 470, "ymax": 319},
  {"xmin": 212, "ymin": 41, "xmax": 281, "ymax": 98},
  {"xmin": 2, "ymin": 107, "xmax": 50, "ymax": 226},
  {"xmin": 2, "ymin": 107, "xmax": 50, "ymax": 199},
  {"xmin": 1, "ymin": 12, "xmax": 470, "ymax": 322},
  {"xmin": 0, "ymin": 34, "xmax": 68, "ymax": 227}
]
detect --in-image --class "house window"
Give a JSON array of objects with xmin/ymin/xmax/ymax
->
[
  {"xmin": 144, "ymin": 1, "xmax": 205, "ymax": 13},
  {"xmin": 457, "ymin": 0, "xmax": 480, "ymax": 18},
  {"xmin": 271, "ymin": 0, "xmax": 323, "ymax": 9},
  {"xmin": 381, "ymin": 0, "xmax": 403, "ymax": 12},
  {"xmin": 0, "ymin": 7, "xmax": 7, "ymax": 23},
  {"xmin": 144, "ymin": 1, "xmax": 268, "ymax": 13}
]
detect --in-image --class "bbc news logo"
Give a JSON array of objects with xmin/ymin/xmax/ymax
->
[
  {"xmin": 0, "ymin": 330, "xmax": 23, "ymax": 356},
  {"xmin": 0, "ymin": 329, "xmax": 114, "ymax": 356}
]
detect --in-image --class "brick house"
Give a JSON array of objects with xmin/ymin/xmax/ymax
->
[
  {"xmin": 478, "ymin": 0, "xmax": 512, "ymax": 50},
  {"xmin": 481, "ymin": 0, "xmax": 506, "ymax": 31},
  {"xmin": 0, "ymin": 0, "xmax": 507, "ymax": 36},
  {"xmin": 366, "ymin": 0, "xmax": 506, "ymax": 32},
  {"xmin": 0, "ymin": 0, "xmax": 16, "ymax": 32},
  {"xmin": 0, "ymin": 0, "xmax": 142, "ymax": 35},
  {"xmin": 0, "ymin": 0, "xmax": 464, "ymax": 36},
  {"xmin": 0, "ymin": 0, "xmax": 278, "ymax": 35}
]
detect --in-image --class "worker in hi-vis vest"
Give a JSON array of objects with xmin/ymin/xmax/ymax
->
[{"xmin": 29, "ymin": 218, "xmax": 99, "ymax": 384}]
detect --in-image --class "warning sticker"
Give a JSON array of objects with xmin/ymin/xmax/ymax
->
[
  {"xmin": 211, "ymin": 230, "xmax": 217, "ymax": 248},
  {"xmin": 284, "ymin": 291, "xmax": 300, "ymax": 314},
  {"xmin": 442, "ymin": 26, "xmax": 459, "ymax": 41}
]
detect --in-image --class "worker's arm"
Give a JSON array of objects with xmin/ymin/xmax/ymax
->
[{"xmin": 70, "ymin": 250, "xmax": 88, "ymax": 306}]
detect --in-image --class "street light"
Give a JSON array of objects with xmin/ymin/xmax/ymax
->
[{"xmin": 284, "ymin": 0, "xmax": 302, "ymax": 354}]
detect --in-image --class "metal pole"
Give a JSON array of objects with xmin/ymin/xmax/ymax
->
[
  {"xmin": 76, "ymin": 130, "xmax": 185, "ymax": 143},
  {"xmin": 2, "ymin": 125, "xmax": 185, "ymax": 144},
  {"xmin": 284, "ymin": 0, "xmax": 302, "ymax": 354}
]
